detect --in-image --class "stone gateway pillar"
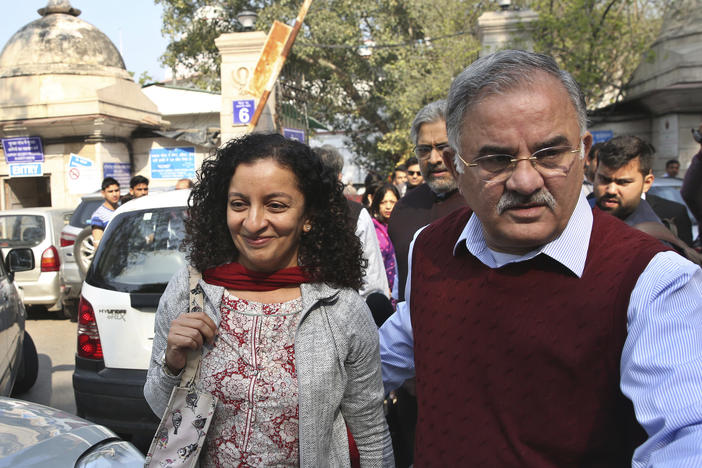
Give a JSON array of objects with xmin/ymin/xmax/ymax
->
[
  {"xmin": 216, "ymin": 32, "xmax": 278, "ymax": 144},
  {"xmin": 477, "ymin": 5, "xmax": 538, "ymax": 57}
]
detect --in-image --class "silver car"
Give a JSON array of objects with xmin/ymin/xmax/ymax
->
[
  {"xmin": 0, "ymin": 208, "xmax": 72, "ymax": 319},
  {"xmin": 0, "ymin": 248, "xmax": 38, "ymax": 397},
  {"xmin": 0, "ymin": 397, "xmax": 144, "ymax": 467}
]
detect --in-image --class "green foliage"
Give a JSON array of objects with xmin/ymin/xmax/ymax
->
[
  {"xmin": 530, "ymin": 0, "xmax": 671, "ymax": 109},
  {"xmin": 155, "ymin": 0, "xmax": 251, "ymax": 90},
  {"xmin": 138, "ymin": 71, "xmax": 155, "ymax": 85}
]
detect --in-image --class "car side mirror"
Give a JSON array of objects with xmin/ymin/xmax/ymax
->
[{"xmin": 6, "ymin": 248, "xmax": 35, "ymax": 280}]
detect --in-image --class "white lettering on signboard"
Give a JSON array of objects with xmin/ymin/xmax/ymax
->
[
  {"xmin": 9, "ymin": 163, "xmax": 43, "ymax": 177},
  {"xmin": 239, "ymin": 107, "xmax": 250, "ymax": 123}
]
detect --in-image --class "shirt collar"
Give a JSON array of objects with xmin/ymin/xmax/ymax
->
[{"xmin": 454, "ymin": 193, "xmax": 593, "ymax": 277}]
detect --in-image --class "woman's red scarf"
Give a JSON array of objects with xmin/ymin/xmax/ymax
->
[{"xmin": 202, "ymin": 262, "xmax": 311, "ymax": 291}]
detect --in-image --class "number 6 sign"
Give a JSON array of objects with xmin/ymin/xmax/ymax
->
[{"xmin": 233, "ymin": 100, "xmax": 255, "ymax": 125}]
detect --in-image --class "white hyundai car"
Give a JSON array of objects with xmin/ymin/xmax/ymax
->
[{"xmin": 72, "ymin": 189, "xmax": 189, "ymax": 447}]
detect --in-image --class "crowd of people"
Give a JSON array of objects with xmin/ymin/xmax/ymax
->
[{"xmin": 78, "ymin": 48, "xmax": 702, "ymax": 466}]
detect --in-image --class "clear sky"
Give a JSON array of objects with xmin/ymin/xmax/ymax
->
[{"xmin": 0, "ymin": 0, "xmax": 170, "ymax": 82}]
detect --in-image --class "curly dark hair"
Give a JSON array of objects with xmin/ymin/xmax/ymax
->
[
  {"xmin": 184, "ymin": 133, "xmax": 364, "ymax": 290},
  {"xmin": 369, "ymin": 183, "xmax": 400, "ymax": 223}
]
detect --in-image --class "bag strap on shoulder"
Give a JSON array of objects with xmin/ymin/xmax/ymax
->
[{"xmin": 182, "ymin": 266, "xmax": 205, "ymax": 385}]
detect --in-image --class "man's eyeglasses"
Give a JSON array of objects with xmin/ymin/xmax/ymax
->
[
  {"xmin": 458, "ymin": 144, "xmax": 581, "ymax": 183},
  {"xmin": 407, "ymin": 171, "xmax": 421, "ymax": 176},
  {"xmin": 413, "ymin": 142, "xmax": 453, "ymax": 160}
]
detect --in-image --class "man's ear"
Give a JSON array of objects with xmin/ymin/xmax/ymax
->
[
  {"xmin": 642, "ymin": 171, "xmax": 654, "ymax": 193},
  {"xmin": 442, "ymin": 148, "xmax": 460, "ymax": 181},
  {"xmin": 582, "ymin": 131, "xmax": 593, "ymax": 159}
]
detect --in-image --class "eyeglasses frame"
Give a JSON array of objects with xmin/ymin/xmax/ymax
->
[
  {"xmin": 413, "ymin": 142, "xmax": 454, "ymax": 161},
  {"xmin": 456, "ymin": 144, "xmax": 582, "ymax": 182}
]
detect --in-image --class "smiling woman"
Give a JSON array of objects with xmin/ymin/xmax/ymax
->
[
  {"xmin": 144, "ymin": 133, "xmax": 394, "ymax": 467},
  {"xmin": 225, "ymin": 159, "xmax": 310, "ymax": 274}
]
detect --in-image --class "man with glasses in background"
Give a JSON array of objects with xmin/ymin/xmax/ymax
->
[
  {"xmin": 388, "ymin": 99, "xmax": 467, "ymax": 303},
  {"xmin": 380, "ymin": 50, "xmax": 702, "ymax": 466}
]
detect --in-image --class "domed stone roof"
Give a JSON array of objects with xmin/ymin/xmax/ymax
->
[{"xmin": 0, "ymin": 0, "xmax": 130, "ymax": 79}]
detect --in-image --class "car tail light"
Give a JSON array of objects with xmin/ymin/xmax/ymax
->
[
  {"xmin": 40, "ymin": 246, "xmax": 60, "ymax": 272},
  {"xmin": 77, "ymin": 296, "xmax": 103, "ymax": 360},
  {"xmin": 60, "ymin": 232, "xmax": 76, "ymax": 247}
]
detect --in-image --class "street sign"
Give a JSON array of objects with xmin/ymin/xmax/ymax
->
[
  {"xmin": 150, "ymin": 147, "xmax": 196, "ymax": 180},
  {"xmin": 233, "ymin": 99, "xmax": 255, "ymax": 125},
  {"xmin": 9, "ymin": 163, "xmax": 43, "ymax": 178},
  {"xmin": 283, "ymin": 128, "xmax": 305, "ymax": 143},
  {"xmin": 69, "ymin": 153, "xmax": 93, "ymax": 167},
  {"xmin": 2, "ymin": 137, "xmax": 44, "ymax": 163},
  {"xmin": 65, "ymin": 153, "xmax": 100, "ymax": 194},
  {"xmin": 103, "ymin": 162, "xmax": 131, "ymax": 187}
]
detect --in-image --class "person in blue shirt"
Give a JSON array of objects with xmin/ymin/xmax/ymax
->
[{"xmin": 90, "ymin": 177, "xmax": 120, "ymax": 246}]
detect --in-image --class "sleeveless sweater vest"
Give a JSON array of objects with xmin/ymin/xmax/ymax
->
[{"xmin": 410, "ymin": 207, "xmax": 667, "ymax": 467}]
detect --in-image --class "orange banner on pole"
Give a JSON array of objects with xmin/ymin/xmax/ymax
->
[
  {"xmin": 246, "ymin": 0, "xmax": 313, "ymax": 132},
  {"xmin": 244, "ymin": 21, "xmax": 292, "ymax": 98}
]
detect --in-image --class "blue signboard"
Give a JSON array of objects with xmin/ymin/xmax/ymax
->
[
  {"xmin": 69, "ymin": 153, "xmax": 93, "ymax": 167},
  {"xmin": 150, "ymin": 147, "xmax": 196, "ymax": 180},
  {"xmin": 9, "ymin": 163, "xmax": 43, "ymax": 178},
  {"xmin": 233, "ymin": 99, "xmax": 255, "ymax": 125},
  {"xmin": 591, "ymin": 130, "xmax": 614, "ymax": 144},
  {"xmin": 283, "ymin": 128, "xmax": 305, "ymax": 143},
  {"xmin": 2, "ymin": 137, "xmax": 44, "ymax": 163},
  {"xmin": 103, "ymin": 162, "xmax": 132, "ymax": 187}
]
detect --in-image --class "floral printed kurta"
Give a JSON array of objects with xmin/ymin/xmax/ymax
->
[{"xmin": 198, "ymin": 292, "xmax": 302, "ymax": 467}]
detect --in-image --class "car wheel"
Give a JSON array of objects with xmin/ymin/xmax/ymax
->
[
  {"xmin": 12, "ymin": 332, "xmax": 39, "ymax": 395},
  {"xmin": 73, "ymin": 227, "xmax": 95, "ymax": 278}
]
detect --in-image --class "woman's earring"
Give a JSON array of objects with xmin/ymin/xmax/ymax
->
[{"xmin": 303, "ymin": 223, "xmax": 311, "ymax": 232}]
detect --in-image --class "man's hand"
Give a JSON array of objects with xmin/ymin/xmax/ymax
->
[{"xmin": 164, "ymin": 312, "xmax": 218, "ymax": 374}]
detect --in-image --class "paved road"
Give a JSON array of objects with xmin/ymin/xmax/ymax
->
[{"xmin": 14, "ymin": 307, "xmax": 77, "ymax": 415}]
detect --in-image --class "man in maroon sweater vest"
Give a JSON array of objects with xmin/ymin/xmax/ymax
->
[{"xmin": 379, "ymin": 50, "xmax": 702, "ymax": 467}]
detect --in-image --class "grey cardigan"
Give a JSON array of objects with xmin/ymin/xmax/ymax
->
[{"xmin": 144, "ymin": 267, "xmax": 394, "ymax": 467}]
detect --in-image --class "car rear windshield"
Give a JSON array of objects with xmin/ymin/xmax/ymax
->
[
  {"xmin": 0, "ymin": 215, "xmax": 46, "ymax": 247},
  {"xmin": 87, "ymin": 207, "xmax": 187, "ymax": 293},
  {"xmin": 70, "ymin": 199, "xmax": 104, "ymax": 227}
]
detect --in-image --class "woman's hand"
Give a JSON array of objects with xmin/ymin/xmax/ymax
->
[{"xmin": 164, "ymin": 312, "xmax": 218, "ymax": 374}]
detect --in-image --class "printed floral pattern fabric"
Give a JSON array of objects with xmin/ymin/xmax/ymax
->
[{"xmin": 198, "ymin": 292, "xmax": 302, "ymax": 467}]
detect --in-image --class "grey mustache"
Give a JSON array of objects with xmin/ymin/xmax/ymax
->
[{"xmin": 497, "ymin": 189, "xmax": 557, "ymax": 215}]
